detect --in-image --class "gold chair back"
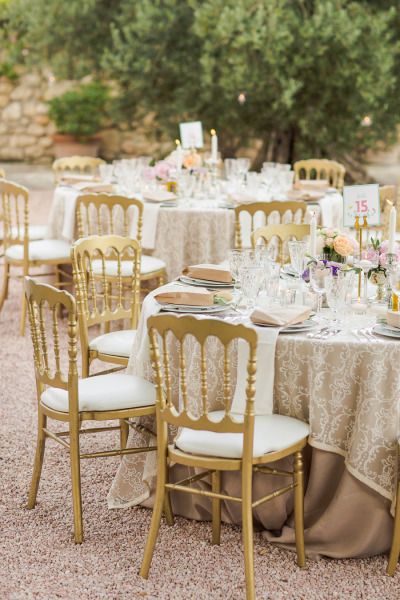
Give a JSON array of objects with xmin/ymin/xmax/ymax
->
[
  {"xmin": 0, "ymin": 179, "xmax": 29, "ymax": 249},
  {"xmin": 0, "ymin": 167, "xmax": 5, "ymax": 178},
  {"xmin": 294, "ymin": 159, "xmax": 345, "ymax": 190},
  {"xmin": 148, "ymin": 314, "xmax": 257, "ymax": 434},
  {"xmin": 234, "ymin": 201, "xmax": 308, "ymax": 249},
  {"xmin": 76, "ymin": 193, "xmax": 144, "ymax": 241},
  {"xmin": 71, "ymin": 234, "xmax": 141, "ymax": 341},
  {"xmin": 251, "ymin": 223, "xmax": 310, "ymax": 264},
  {"xmin": 52, "ymin": 156, "xmax": 106, "ymax": 182},
  {"xmin": 24, "ymin": 277, "xmax": 78, "ymax": 398}
]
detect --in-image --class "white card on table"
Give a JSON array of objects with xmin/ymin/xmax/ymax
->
[
  {"xmin": 179, "ymin": 121, "xmax": 204, "ymax": 149},
  {"xmin": 343, "ymin": 184, "xmax": 380, "ymax": 227}
]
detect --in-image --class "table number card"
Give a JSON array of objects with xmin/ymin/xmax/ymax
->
[
  {"xmin": 179, "ymin": 121, "xmax": 204, "ymax": 149},
  {"xmin": 343, "ymin": 183, "xmax": 380, "ymax": 227}
]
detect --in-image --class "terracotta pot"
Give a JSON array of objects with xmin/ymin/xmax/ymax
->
[{"xmin": 52, "ymin": 134, "xmax": 101, "ymax": 158}]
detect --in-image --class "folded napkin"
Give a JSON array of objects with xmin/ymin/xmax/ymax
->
[
  {"xmin": 250, "ymin": 305, "xmax": 311, "ymax": 327},
  {"xmin": 155, "ymin": 285, "xmax": 214, "ymax": 306},
  {"xmin": 296, "ymin": 179, "xmax": 330, "ymax": 191},
  {"xmin": 287, "ymin": 189, "xmax": 324, "ymax": 202},
  {"xmin": 229, "ymin": 193, "xmax": 256, "ymax": 205},
  {"xmin": 387, "ymin": 310, "xmax": 400, "ymax": 329},
  {"xmin": 60, "ymin": 175, "xmax": 96, "ymax": 185},
  {"xmin": 143, "ymin": 190, "xmax": 176, "ymax": 203},
  {"xmin": 183, "ymin": 263, "xmax": 233, "ymax": 284}
]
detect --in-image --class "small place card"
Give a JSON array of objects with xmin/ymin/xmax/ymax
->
[
  {"xmin": 179, "ymin": 121, "xmax": 203, "ymax": 149},
  {"xmin": 343, "ymin": 183, "xmax": 380, "ymax": 227}
]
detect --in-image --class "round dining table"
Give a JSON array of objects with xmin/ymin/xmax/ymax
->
[
  {"xmin": 46, "ymin": 184, "xmax": 343, "ymax": 280},
  {"xmin": 107, "ymin": 283, "xmax": 399, "ymax": 559}
]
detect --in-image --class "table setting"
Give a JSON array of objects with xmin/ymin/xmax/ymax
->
[
  {"xmin": 107, "ymin": 226, "xmax": 400, "ymax": 558},
  {"xmin": 45, "ymin": 149, "xmax": 344, "ymax": 279}
]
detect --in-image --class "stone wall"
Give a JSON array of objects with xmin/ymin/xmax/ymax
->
[{"xmin": 0, "ymin": 68, "xmax": 172, "ymax": 163}]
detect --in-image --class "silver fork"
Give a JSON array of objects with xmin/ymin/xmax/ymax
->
[
  {"xmin": 307, "ymin": 326, "xmax": 329, "ymax": 339},
  {"xmin": 356, "ymin": 327, "xmax": 376, "ymax": 342}
]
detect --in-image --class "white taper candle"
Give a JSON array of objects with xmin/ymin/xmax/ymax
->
[{"xmin": 388, "ymin": 205, "xmax": 397, "ymax": 254}]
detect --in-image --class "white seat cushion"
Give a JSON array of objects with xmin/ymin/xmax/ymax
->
[
  {"xmin": 5, "ymin": 239, "xmax": 71, "ymax": 261},
  {"xmin": 91, "ymin": 255, "xmax": 166, "ymax": 277},
  {"xmin": 41, "ymin": 373, "xmax": 155, "ymax": 413},
  {"xmin": 175, "ymin": 411, "xmax": 310, "ymax": 459},
  {"xmin": 89, "ymin": 329, "xmax": 136, "ymax": 357},
  {"xmin": 6, "ymin": 225, "xmax": 47, "ymax": 240},
  {"xmin": 140, "ymin": 255, "xmax": 166, "ymax": 275}
]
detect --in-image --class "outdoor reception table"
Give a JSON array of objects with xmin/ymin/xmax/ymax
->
[
  {"xmin": 46, "ymin": 185, "xmax": 343, "ymax": 280},
  {"xmin": 107, "ymin": 285, "xmax": 399, "ymax": 559}
]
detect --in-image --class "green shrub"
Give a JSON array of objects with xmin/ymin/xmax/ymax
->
[
  {"xmin": 0, "ymin": 62, "xmax": 18, "ymax": 81},
  {"xmin": 48, "ymin": 82, "xmax": 108, "ymax": 138}
]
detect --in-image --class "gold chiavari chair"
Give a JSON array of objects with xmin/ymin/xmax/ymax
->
[
  {"xmin": 52, "ymin": 156, "xmax": 106, "ymax": 183},
  {"xmin": 140, "ymin": 314, "xmax": 309, "ymax": 600},
  {"xmin": 387, "ymin": 440, "xmax": 400, "ymax": 576},
  {"xmin": 71, "ymin": 235, "xmax": 141, "ymax": 377},
  {"xmin": 251, "ymin": 223, "xmax": 311, "ymax": 264},
  {"xmin": 234, "ymin": 201, "xmax": 308, "ymax": 249},
  {"xmin": 0, "ymin": 169, "xmax": 46, "ymax": 254},
  {"xmin": 25, "ymin": 277, "xmax": 161, "ymax": 543},
  {"xmin": 0, "ymin": 180, "xmax": 71, "ymax": 335},
  {"xmin": 294, "ymin": 159, "xmax": 345, "ymax": 190},
  {"xmin": 76, "ymin": 193, "xmax": 166, "ymax": 286}
]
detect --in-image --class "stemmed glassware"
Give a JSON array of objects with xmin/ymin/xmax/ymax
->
[
  {"xmin": 309, "ymin": 261, "xmax": 330, "ymax": 312},
  {"xmin": 240, "ymin": 265, "xmax": 264, "ymax": 312},
  {"xmin": 324, "ymin": 270, "xmax": 349, "ymax": 327},
  {"xmin": 389, "ymin": 264, "xmax": 400, "ymax": 304},
  {"xmin": 288, "ymin": 240, "xmax": 308, "ymax": 283}
]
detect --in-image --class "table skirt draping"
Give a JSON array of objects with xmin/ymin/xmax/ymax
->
[{"xmin": 137, "ymin": 449, "xmax": 394, "ymax": 559}]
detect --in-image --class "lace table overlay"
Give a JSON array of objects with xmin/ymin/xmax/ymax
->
[{"xmin": 108, "ymin": 307, "xmax": 400, "ymax": 509}]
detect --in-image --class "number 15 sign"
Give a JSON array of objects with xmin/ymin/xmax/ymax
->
[{"xmin": 343, "ymin": 183, "xmax": 380, "ymax": 227}]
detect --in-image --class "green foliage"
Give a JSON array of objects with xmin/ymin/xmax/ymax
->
[
  {"xmin": 0, "ymin": 61, "xmax": 18, "ymax": 80},
  {"xmin": 48, "ymin": 83, "xmax": 108, "ymax": 138},
  {"xmin": 3, "ymin": 0, "xmax": 400, "ymax": 163}
]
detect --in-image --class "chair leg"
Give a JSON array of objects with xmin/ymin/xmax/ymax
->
[
  {"xmin": 293, "ymin": 450, "xmax": 306, "ymax": 568},
  {"xmin": 387, "ymin": 482, "xmax": 400, "ymax": 576},
  {"xmin": 27, "ymin": 409, "xmax": 47, "ymax": 509},
  {"xmin": 211, "ymin": 470, "xmax": 221, "ymax": 545},
  {"xmin": 158, "ymin": 270, "xmax": 166, "ymax": 287},
  {"xmin": 140, "ymin": 457, "xmax": 167, "ymax": 578},
  {"xmin": 20, "ymin": 288, "xmax": 27, "ymax": 336},
  {"xmin": 163, "ymin": 466, "xmax": 174, "ymax": 527},
  {"xmin": 0, "ymin": 261, "xmax": 9, "ymax": 311},
  {"xmin": 242, "ymin": 464, "xmax": 255, "ymax": 600},
  {"xmin": 69, "ymin": 422, "xmax": 83, "ymax": 544},
  {"xmin": 120, "ymin": 419, "xmax": 129, "ymax": 450}
]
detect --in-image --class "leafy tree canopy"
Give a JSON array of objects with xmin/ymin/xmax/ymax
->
[{"xmin": 2, "ymin": 0, "xmax": 400, "ymax": 163}]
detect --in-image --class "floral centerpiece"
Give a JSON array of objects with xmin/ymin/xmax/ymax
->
[{"xmin": 315, "ymin": 228, "xmax": 357, "ymax": 262}]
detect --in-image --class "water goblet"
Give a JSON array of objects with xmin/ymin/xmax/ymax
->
[
  {"xmin": 324, "ymin": 270, "xmax": 348, "ymax": 327},
  {"xmin": 288, "ymin": 240, "xmax": 308, "ymax": 282},
  {"xmin": 240, "ymin": 266, "xmax": 264, "ymax": 313},
  {"xmin": 309, "ymin": 261, "xmax": 330, "ymax": 312}
]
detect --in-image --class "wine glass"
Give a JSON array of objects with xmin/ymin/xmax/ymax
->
[
  {"xmin": 309, "ymin": 261, "xmax": 330, "ymax": 312},
  {"xmin": 288, "ymin": 240, "xmax": 308, "ymax": 282},
  {"xmin": 228, "ymin": 249, "xmax": 244, "ymax": 299},
  {"xmin": 240, "ymin": 266, "xmax": 264, "ymax": 313},
  {"xmin": 389, "ymin": 264, "xmax": 400, "ymax": 303},
  {"xmin": 324, "ymin": 270, "xmax": 348, "ymax": 327}
]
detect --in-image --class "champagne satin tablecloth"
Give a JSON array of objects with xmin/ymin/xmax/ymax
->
[{"xmin": 107, "ymin": 292, "xmax": 399, "ymax": 558}]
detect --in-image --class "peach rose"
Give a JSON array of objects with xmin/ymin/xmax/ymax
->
[
  {"xmin": 183, "ymin": 152, "xmax": 202, "ymax": 169},
  {"xmin": 333, "ymin": 235, "xmax": 354, "ymax": 257}
]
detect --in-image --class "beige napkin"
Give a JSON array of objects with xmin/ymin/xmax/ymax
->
[
  {"xmin": 61, "ymin": 175, "xmax": 96, "ymax": 185},
  {"xmin": 296, "ymin": 179, "xmax": 330, "ymax": 191},
  {"xmin": 155, "ymin": 285, "xmax": 214, "ymax": 306},
  {"xmin": 250, "ymin": 305, "xmax": 311, "ymax": 327},
  {"xmin": 143, "ymin": 190, "xmax": 176, "ymax": 203},
  {"xmin": 287, "ymin": 189, "xmax": 324, "ymax": 202},
  {"xmin": 183, "ymin": 263, "xmax": 233, "ymax": 283},
  {"xmin": 387, "ymin": 310, "xmax": 400, "ymax": 328}
]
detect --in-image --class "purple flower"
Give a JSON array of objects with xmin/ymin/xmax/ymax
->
[{"xmin": 302, "ymin": 268, "xmax": 310, "ymax": 282}]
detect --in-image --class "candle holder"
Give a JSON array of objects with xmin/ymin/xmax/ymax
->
[
  {"xmin": 385, "ymin": 252, "xmax": 397, "ymax": 307},
  {"xmin": 354, "ymin": 215, "xmax": 368, "ymax": 302}
]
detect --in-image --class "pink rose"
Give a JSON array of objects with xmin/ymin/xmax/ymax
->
[
  {"xmin": 379, "ymin": 252, "xmax": 387, "ymax": 267},
  {"xmin": 154, "ymin": 160, "xmax": 171, "ymax": 180},
  {"xmin": 380, "ymin": 240, "xmax": 389, "ymax": 253},
  {"xmin": 333, "ymin": 235, "xmax": 354, "ymax": 257}
]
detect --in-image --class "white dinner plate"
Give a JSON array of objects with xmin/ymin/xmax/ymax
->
[
  {"xmin": 179, "ymin": 275, "xmax": 234, "ymax": 288},
  {"xmin": 253, "ymin": 319, "xmax": 316, "ymax": 332},
  {"xmin": 372, "ymin": 324, "xmax": 400, "ymax": 339},
  {"xmin": 158, "ymin": 302, "xmax": 232, "ymax": 314}
]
